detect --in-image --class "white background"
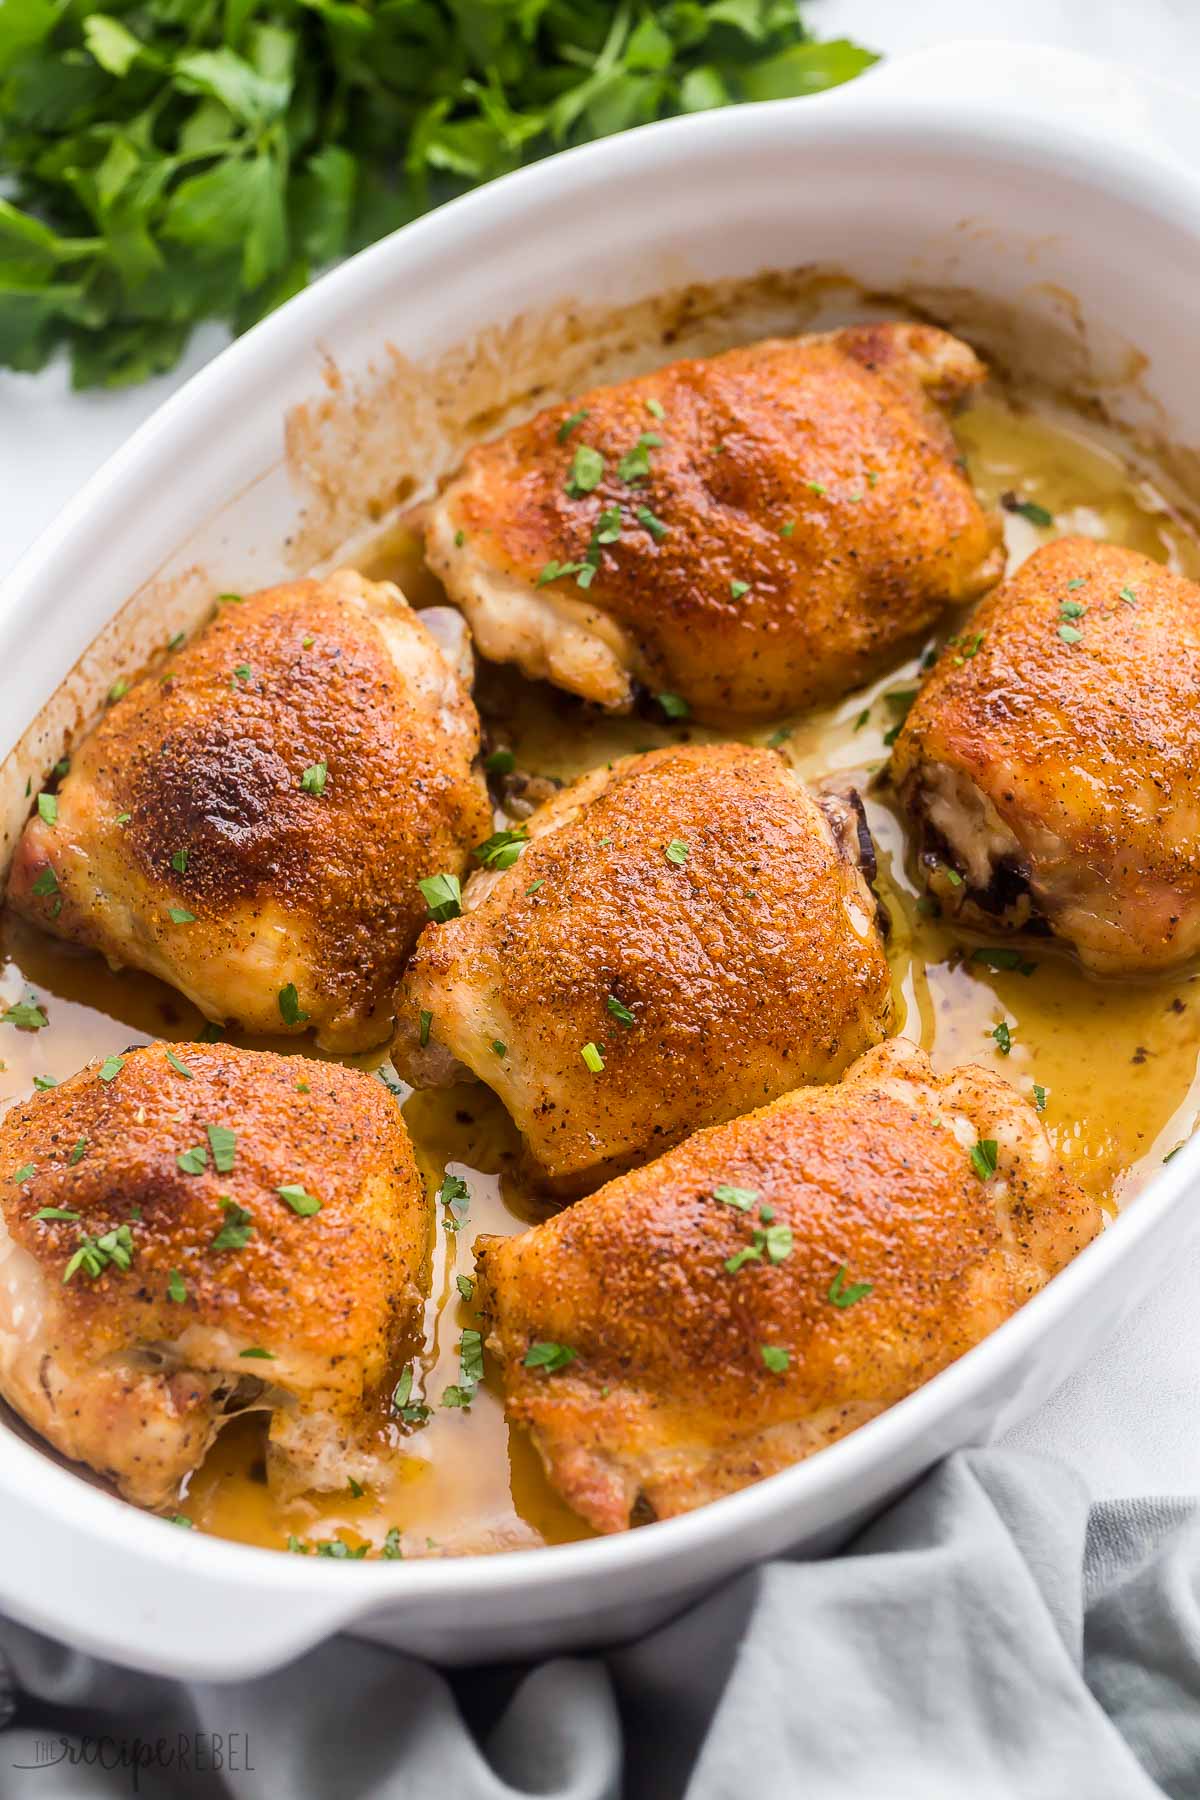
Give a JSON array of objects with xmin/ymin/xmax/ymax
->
[{"xmin": 2, "ymin": 1, "xmax": 1199, "ymax": 1497}]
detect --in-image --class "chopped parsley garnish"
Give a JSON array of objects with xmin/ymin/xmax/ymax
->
[
  {"xmin": 536, "ymin": 558, "xmax": 588, "ymax": 587},
  {"xmin": 617, "ymin": 432, "xmax": 660, "ymax": 483},
  {"xmin": 35, "ymin": 1206, "xmax": 80, "ymax": 1220},
  {"xmin": 729, "ymin": 579, "xmax": 750, "ymax": 600},
  {"xmin": 474, "ymin": 825, "xmax": 528, "ymax": 870},
  {"xmin": 232, "ymin": 663, "xmax": 252, "ymax": 683},
  {"xmin": 761, "ymin": 1345, "xmax": 790, "ymax": 1373},
  {"xmin": 767, "ymin": 726, "xmax": 791, "ymax": 748},
  {"xmin": 176, "ymin": 1145, "xmax": 207, "ymax": 1176},
  {"xmin": 206, "ymin": 1124, "xmax": 236, "ymax": 1173},
  {"xmin": 713, "ymin": 1183, "xmax": 758, "ymax": 1211},
  {"xmin": 526, "ymin": 880, "xmax": 544, "ymax": 895},
  {"xmin": 636, "ymin": 505, "xmax": 668, "ymax": 542},
  {"xmin": 167, "ymin": 1269, "xmax": 186, "ymax": 1303},
  {"xmin": 108, "ymin": 678, "xmax": 130, "ymax": 703},
  {"xmin": 64, "ymin": 1222, "xmax": 134, "ymax": 1284},
  {"xmin": 725, "ymin": 1221, "xmax": 792, "ymax": 1274},
  {"xmin": 565, "ymin": 443, "xmax": 605, "ymax": 496},
  {"xmin": 645, "ymin": 398, "xmax": 665, "ymax": 421},
  {"xmin": 524, "ymin": 1341, "xmax": 576, "ymax": 1372},
  {"xmin": 484, "ymin": 749, "xmax": 515, "ymax": 776},
  {"xmin": 240, "ymin": 1347, "xmax": 275, "ymax": 1359},
  {"xmin": 382, "ymin": 1528, "xmax": 403, "ymax": 1559},
  {"xmin": 200, "ymin": 1023, "xmax": 225, "ymax": 1043},
  {"xmin": 419, "ymin": 1009, "xmax": 432, "ymax": 1048},
  {"xmin": 171, "ymin": 848, "xmax": 188, "ymax": 873},
  {"xmin": 556, "ymin": 408, "xmax": 590, "ymax": 444},
  {"xmin": 277, "ymin": 1183, "xmax": 321, "ymax": 1216},
  {"xmin": 853, "ymin": 708, "xmax": 870, "ymax": 732},
  {"xmin": 165, "ymin": 1049, "xmax": 194, "ymax": 1079},
  {"xmin": 36, "ymin": 793, "xmax": 57, "ymax": 826},
  {"xmin": 971, "ymin": 947, "xmax": 1037, "ymax": 977},
  {"xmin": 98, "ymin": 1054, "xmax": 124, "ymax": 1082},
  {"xmin": 67, "ymin": 1137, "xmax": 87, "ymax": 1166},
  {"xmin": 1058, "ymin": 623, "xmax": 1083, "ymax": 645},
  {"xmin": 32, "ymin": 1075, "xmax": 57, "ymax": 1089},
  {"xmin": 990, "ymin": 1022, "xmax": 1013, "ymax": 1055},
  {"xmin": 391, "ymin": 1364, "xmax": 430, "ymax": 1426},
  {"xmin": 168, "ymin": 908, "xmax": 196, "ymax": 924},
  {"xmin": 1033, "ymin": 1084, "xmax": 1048, "ymax": 1112},
  {"xmin": 1067, "ymin": 578, "xmax": 1086, "ymax": 590},
  {"xmin": 944, "ymin": 867, "xmax": 964, "ymax": 888},
  {"xmin": 606, "ymin": 995, "xmax": 635, "ymax": 1028},
  {"xmin": 1002, "ymin": 494, "xmax": 1053, "ymax": 527},
  {"xmin": 970, "ymin": 1138, "xmax": 999, "ymax": 1182},
  {"xmin": 278, "ymin": 983, "xmax": 310, "ymax": 1026},
  {"xmin": 418, "ymin": 873, "xmax": 463, "ymax": 922},
  {"xmin": 212, "ymin": 1201, "xmax": 253, "ymax": 1251},
  {"xmin": 664, "ymin": 839, "xmax": 689, "ymax": 866},
  {"xmin": 1059, "ymin": 599, "xmax": 1086, "ymax": 620},
  {"xmin": 656, "ymin": 691, "xmax": 689, "ymax": 720},
  {"xmin": 171, "ymin": 1515, "xmax": 194, "ymax": 1530},
  {"xmin": 437, "ymin": 1172, "xmax": 471, "ymax": 1233},
  {"xmin": 115, "ymin": 812, "xmax": 132, "ymax": 827},
  {"xmin": 581, "ymin": 1041, "xmax": 605, "ymax": 1073},
  {"xmin": 168, "ymin": 631, "xmax": 186, "ymax": 651},
  {"xmin": 827, "ymin": 1266, "xmax": 872, "ymax": 1309},
  {"xmin": 217, "ymin": 593, "xmax": 244, "ymax": 606},
  {"xmin": 491, "ymin": 1040, "xmax": 507, "ymax": 1057},
  {"xmin": 456, "ymin": 1274, "xmax": 474, "ymax": 1302},
  {"xmin": 12, "ymin": 1165, "xmax": 36, "ymax": 1185},
  {"xmin": 1118, "ymin": 585, "xmax": 1138, "ymax": 608},
  {"xmin": 348, "ymin": 1478, "xmax": 364, "ymax": 1498},
  {"xmin": 2, "ymin": 1000, "xmax": 47, "ymax": 1031},
  {"xmin": 948, "ymin": 631, "xmax": 985, "ymax": 664},
  {"xmin": 442, "ymin": 1327, "xmax": 485, "ymax": 1407},
  {"xmin": 779, "ymin": 520, "xmax": 796, "ymax": 538},
  {"xmin": 32, "ymin": 866, "xmax": 58, "ymax": 898},
  {"xmin": 301, "ymin": 761, "xmax": 328, "ymax": 796}
]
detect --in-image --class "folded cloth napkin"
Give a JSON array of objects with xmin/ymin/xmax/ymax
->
[{"xmin": 0, "ymin": 1449, "xmax": 1197, "ymax": 1800}]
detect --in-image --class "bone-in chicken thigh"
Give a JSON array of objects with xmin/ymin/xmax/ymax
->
[
  {"xmin": 477, "ymin": 1038, "xmax": 1102, "ymax": 1533},
  {"xmin": 891, "ymin": 537, "xmax": 1200, "ymax": 974},
  {"xmin": 7, "ymin": 571, "xmax": 492, "ymax": 1051},
  {"xmin": 0, "ymin": 1042, "xmax": 426, "ymax": 1509},
  {"xmin": 394, "ymin": 743, "xmax": 893, "ymax": 1192},
  {"xmin": 425, "ymin": 323, "xmax": 1004, "ymax": 722}
]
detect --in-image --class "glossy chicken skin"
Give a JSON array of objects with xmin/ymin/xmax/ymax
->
[
  {"xmin": 0, "ymin": 1043, "xmax": 426, "ymax": 1509},
  {"xmin": 425, "ymin": 323, "xmax": 1004, "ymax": 722},
  {"xmin": 891, "ymin": 538, "xmax": 1200, "ymax": 973},
  {"xmin": 476, "ymin": 1038, "xmax": 1102, "ymax": 1533},
  {"xmin": 7, "ymin": 571, "xmax": 491, "ymax": 1051},
  {"xmin": 394, "ymin": 743, "xmax": 893, "ymax": 1192}
]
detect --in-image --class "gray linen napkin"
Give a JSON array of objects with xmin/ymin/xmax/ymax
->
[{"xmin": 0, "ymin": 1448, "xmax": 1197, "ymax": 1799}]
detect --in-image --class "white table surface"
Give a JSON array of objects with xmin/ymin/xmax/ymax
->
[{"xmin": 2, "ymin": 1, "xmax": 1200, "ymax": 1501}]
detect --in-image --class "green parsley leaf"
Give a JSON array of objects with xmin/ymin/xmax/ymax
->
[
  {"xmin": 167, "ymin": 1269, "xmax": 187, "ymax": 1303},
  {"xmin": 491, "ymin": 1039, "xmax": 507, "ymax": 1057},
  {"xmin": 419, "ymin": 1009, "xmax": 433, "ymax": 1048},
  {"xmin": 348, "ymin": 1477, "xmax": 364, "ymax": 1498},
  {"xmin": 990, "ymin": 1022, "xmax": 1013, "ymax": 1055},
  {"xmin": 581, "ymin": 1041, "xmax": 605, "ymax": 1073},
  {"xmin": 177, "ymin": 1145, "xmax": 208, "ymax": 1176},
  {"xmin": 35, "ymin": 1208, "xmax": 81, "ymax": 1223},
  {"xmin": 606, "ymin": 995, "xmax": 635, "ymax": 1028},
  {"xmin": 97, "ymin": 1054, "xmax": 124, "ymax": 1083},
  {"xmin": 232, "ymin": 664, "xmax": 252, "ymax": 684},
  {"xmin": 108, "ymin": 679, "xmax": 130, "ymax": 704},
  {"xmin": 36, "ymin": 792, "xmax": 57, "ymax": 826},
  {"xmin": 524, "ymin": 1341, "xmax": 576, "ymax": 1372},
  {"xmin": 565, "ymin": 444, "xmax": 605, "ymax": 496},
  {"xmin": 730, "ymin": 579, "xmax": 750, "ymax": 600},
  {"xmin": 761, "ymin": 1345, "xmax": 790, "ymax": 1372},
  {"xmin": 664, "ymin": 839, "xmax": 689, "ymax": 866},
  {"xmin": 2, "ymin": 1001, "xmax": 47, "ymax": 1032},
  {"xmin": 1058, "ymin": 623, "xmax": 1083, "ymax": 644},
  {"xmin": 1003, "ymin": 495, "xmax": 1053, "ymax": 527},
  {"xmin": 67, "ymin": 1137, "xmax": 87, "ymax": 1166},
  {"xmin": 1033, "ymin": 1083, "xmax": 1048, "ymax": 1112},
  {"xmin": 301, "ymin": 760, "xmax": 328, "ymax": 796},
  {"xmin": 240, "ymin": 1347, "xmax": 275, "ymax": 1359},
  {"xmin": 166, "ymin": 1049, "xmax": 194, "ymax": 1079},
  {"xmin": 556, "ymin": 409, "xmax": 590, "ymax": 444},
  {"xmin": 171, "ymin": 848, "xmax": 188, "ymax": 874},
  {"xmin": 1118, "ymin": 585, "xmax": 1139, "ymax": 608},
  {"xmin": 277, "ymin": 1183, "xmax": 320, "ymax": 1216},
  {"xmin": 382, "ymin": 1528, "xmax": 403, "ymax": 1559},
  {"xmin": 206, "ymin": 1124, "xmax": 236, "ymax": 1173},
  {"xmin": 212, "ymin": 1200, "xmax": 253, "ymax": 1251},
  {"xmin": 713, "ymin": 1183, "xmax": 758, "ymax": 1210},
  {"xmin": 484, "ymin": 749, "xmax": 515, "ymax": 776},
  {"xmin": 13, "ymin": 1166, "xmax": 37, "ymax": 1186},
  {"xmin": 168, "ymin": 631, "xmax": 186, "ymax": 652},
  {"xmin": 779, "ymin": 520, "xmax": 796, "ymax": 538},
  {"xmin": 391, "ymin": 1364, "xmax": 430, "ymax": 1426},
  {"xmin": 168, "ymin": 907, "xmax": 196, "ymax": 924},
  {"xmin": 656, "ymin": 691, "xmax": 689, "ymax": 720},
  {"xmin": 828, "ymin": 1265, "xmax": 873, "ymax": 1309},
  {"xmin": 171, "ymin": 1515, "xmax": 195, "ymax": 1530},
  {"xmin": 418, "ymin": 873, "xmax": 463, "ymax": 922},
  {"xmin": 645, "ymin": 398, "xmax": 665, "ymax": 421},
  {"xmin": 64, "ymin": 1222, "xmax": 134, "ymax": 1284},
  {"xmin": 971, "ymin": 947, "xmax": 1038, "ymax": 977},
  {"xmin": 277, "ymin": 983, "xmax": 310, "ymax": 1027},
  {"xmin": 456, "ymin": 1274, "xmax": 474, "ymax": 1302},
  {"xmin": 32, "ymin": 866, "xmax": 59, "ymax": 898},
  {"xmin": 32, "ymin": 1075, "xmax": 57, "ymax": 1090},
  {"xmin": 438, "ymin": 1171, "xmax": 471, "ymax": 1233},
  {"xmin": 474, "ymin": 825, "xmax": 528, "ymax": 870},
  {"xmin": 970, "ymin": 1139, "xmax": 999, "ymax": 1181}
]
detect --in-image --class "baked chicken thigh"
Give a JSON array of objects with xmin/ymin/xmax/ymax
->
[
  {"xmin": 891, "ymin": 538, "xmax": 1200, "ymax": 973},
  {"xmin": 0, "ymin": 1042, "xmax": 426, "ymax": 1508},
  {"xmin": 476, "ymin": 1038, "xmax": 1102, "ymax": 1533},
  {"xmin": 425, "ymin": 323, "xmax": 1004, "ymax": 722},
  {"xmin": 394, "ymin": 743, "xmax": 893, "ymax": 1192},
  {"xmin": 7, "ymin": 571, "xmax": 491, "ymax": 1051}
]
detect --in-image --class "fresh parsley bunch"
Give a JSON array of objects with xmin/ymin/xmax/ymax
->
[{"xmin": 0, "ymin": 2, "xmax": 876, "ymax": 389}]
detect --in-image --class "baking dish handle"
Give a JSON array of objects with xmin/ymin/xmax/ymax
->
[{"xmin": 857, "ymin": 40, "xmax": 1200, "ymax": 173}]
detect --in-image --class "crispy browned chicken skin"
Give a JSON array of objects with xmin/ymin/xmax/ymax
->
[
  {"xmin": 477, "ymin": 1038, "xmax": 1102, "ymax": 1534},
  {"xmin": 891, "ymin": 537, "xmax": 1200, "ymax": 973},
  {"xmin": 394, "ymin": 743, "xmax": 893, "ymax": 1192},
  {"xmin": 425, "ymin": 323, "xmax": 1004, "ymax": 722},
  {"xmin": 7, "ymin": 571, "xmax": 491, "ymax": 1051},
  {"xmin": 0, "ymin": 1042, "xmax": 426, "ymax": 1509}
]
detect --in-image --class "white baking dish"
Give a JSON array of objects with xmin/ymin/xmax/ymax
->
[{"xmin": 3, "ymin": 39, "xmax": 1200, "ymax": 1679}]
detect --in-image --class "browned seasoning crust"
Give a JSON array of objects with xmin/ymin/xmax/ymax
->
[
  {"xmin": 476, "ymin": 1038, "xmax": 1104, "ymax": 1534},
  {"xmin": 0, "ymin": 1042, "xmax": 427, "ymax": 1507},
  {"xmin": 394, "ymin": 743, "xmax": 894, "ymax": 1192},
  {"xmin": 6, "ymin": 571, "xmax": 492, "ymax": 1051},
  {"xmin": 426, "ymin": 322, "xmax": 1004, "ymax": 722},
  {"xmin": 891, "ymin": 537, "xmax": 1200, "ymax": 973}
]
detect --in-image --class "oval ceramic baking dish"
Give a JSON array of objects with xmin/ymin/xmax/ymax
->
[{"xmin": 2, "ymin": 40, "xmax": 1200, "ymax": 1678}]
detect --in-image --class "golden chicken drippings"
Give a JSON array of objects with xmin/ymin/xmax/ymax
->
[
  {"xmin": 426, "ymin": 323, "xmax": 1004, "ymax": 722},
  {"xmin": 476, "ymin": 1038, "xmax": 1103, "ymax": 1533},
  {"xmin": 7, "ymin": 570, "xmax": 491, "ymax": 1052},
  {"xmin": 394, "ymin": 743, "xmax": 893, "ymax": 1192},
  {"xmin": 0, "ymin": 1043, "xmax": 426, "ymax": 1508},
  {"xmin": 891, "ymin": 537, "xmax": 1200, "ymax": 973}
]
